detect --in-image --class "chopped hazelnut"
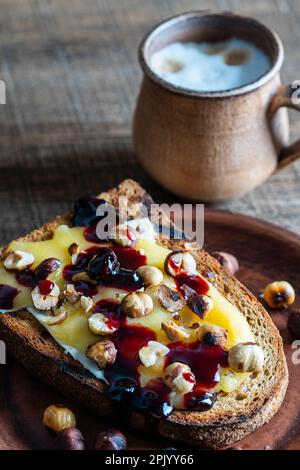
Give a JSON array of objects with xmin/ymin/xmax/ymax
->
[
  {"xmin": 164, "ymin": 251, "xmax": 196, "ymax": 277},
  {"xmin": 80, "ymin": 295, "xmax": 94, "ymax": 315},
  {"xmin": 138, "ymin": 341, "xmax": 169, "ymax": 368},
  {"xmin": 163, "ymin": 362, "xmax": 195, "ymax": 394},
  {"xmin": 31, "ymin": 282, "xmax": 60, "ymax": 311},
  {"xmin": 136, "ymin": 265, "xmax": 163, "ymax": 287},
  {"xmin": 86, "ymin": 340, "xmax": 117, "ymax": 368},
  {"xmin": 114, "ymin": 224, "xmax": 138, "ymax": 247},
  {"xmin": 88, "ymin": 313, "xmax": 118, "ymax": 335},
  {"xmin": 197, "ymin": 323, "xmax": 227, "ymax": 347},
  {"xmin": 161, "ymin": 319, "xmax": 190, "ymax": 342},
  {"xmin": 4, "ymin": 250, "xmax": 35, "ymax": 271},
  {"xmin": 158, "ymin": 284, "xmax": 185, "ymax": 313},
  {"xmin": 228, "ymin": 342, "xmax": 264, "ymax": 372},
  {"xmin": 68, "ymin": 243, "xmax": 80, "ymax": 265},
  {"xmin": 121, "ymin": 292, "xmax": 153, "ymax": 318},
  {"xmin": 187, "ymin": 295, "xmax": 213, "ymax": 319},
  {"xmin": 45, "ymin": 310, "xmax": 68, "ymax": 326},
  {"xmin": 64, "ymin": 284, "xmax": 81, "ymax": 304}
]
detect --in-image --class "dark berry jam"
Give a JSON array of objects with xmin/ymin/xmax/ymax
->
[
  {"xmin": 106, "ymin": 324, "xmax": 172, "ymax": 417},
  {"xmin": 72, "ymin": 197, "xmax": 108, "ymax": 227},
  {"xmin": 84, "ymin": 223, "xmax": 110, "ymax": 244},
  {"xmin": 168, "ymin": 255, "xmax": 181, "ymax": 276},
  {"xmin": 38, "ymin": 279, "xmax": 54, "ymax": 295},
  {"xmin": 87, "ymin": 248, "xmax": 120, "ymax": 281},
  {"xmin": 0, "ymin": 284, "xmax": 19, "ymax": 309},
  {"xmin": 167, "ymin": 341, "xmax": 228, "ymax": 391},
  {"xmin": 185, "ymin": 391, "xmax": 217, "ymax": 411},
  {"xmin": 63, "ymin": 246, "xmax": 144, "ymax": 292},
  {"xmin": 15, "ymin": 269, "xmax": 36, "ymax": 288},
  {"xmin": 105, "ymin": 268, "xmax": 144, "ymax": 292},
  {"xmin": 73, "ymin": 281, "xmax": 97, "ymax": 297},
  {"xmin": 111, "ymin": 246, "xmax": 146, "ymax": 271},
  {"xmin": 94, "ymin": 299, "xmax": 121, "ymax": 330},
  {"xmin": 175, "ymin": 272, "xmax": 209, "ymax": 300}
]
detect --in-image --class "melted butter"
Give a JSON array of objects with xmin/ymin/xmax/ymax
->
[{"xmin": 0, "ymin": 224, "xmax": 254, "ymax": 395}]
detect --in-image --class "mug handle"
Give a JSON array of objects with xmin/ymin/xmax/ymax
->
[{"xmin": 268, "ymin": 83, "xmax": 300, "ymax": 171}]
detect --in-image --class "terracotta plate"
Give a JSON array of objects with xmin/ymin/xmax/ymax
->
[{"xmin": 0, "ymin": 209, "xmax": 299, "ymax": 450}]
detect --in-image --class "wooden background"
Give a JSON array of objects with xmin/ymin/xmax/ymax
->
[{"xmin": 0, "ymin": 0, "xmax": 299, "ymax": 245}]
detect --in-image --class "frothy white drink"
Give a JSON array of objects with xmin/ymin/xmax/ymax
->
[{"xmin": 151, "ymin": 38, "xmax": 271, "ymax": 92}]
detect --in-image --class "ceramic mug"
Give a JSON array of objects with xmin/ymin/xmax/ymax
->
[{"xmin": 133, "ymin": 11, "xmax": 300, "ymax": 202}]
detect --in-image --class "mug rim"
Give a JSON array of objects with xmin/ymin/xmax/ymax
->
[{"xmin": 138, "ymin": 10, "xmax": 284, "ymax": 99}]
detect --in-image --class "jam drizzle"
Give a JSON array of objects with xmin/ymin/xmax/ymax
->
[
  {"xmin": 0, "ymin": 284, "xmax": 20, "ymax": 310},
  {"xmin": 38, "ymin": 279, "xmax": 54, "ymax": 295},
  {"xmin": 175, "ymin": 272, "xmax": 209, "ymax": 300},
  {"xmin": 63, "ymin": 245, "xmax": 145, "ymax": 292}
]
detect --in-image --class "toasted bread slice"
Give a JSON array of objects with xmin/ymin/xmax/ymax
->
[{"xmin": 0, "ymin": 180, "xmax": 288, "ymax": 448}]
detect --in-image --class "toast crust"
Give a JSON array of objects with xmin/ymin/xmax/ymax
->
[{"xmin": 0, "ymin": 180, "xmax": 288, "ymax": 448}]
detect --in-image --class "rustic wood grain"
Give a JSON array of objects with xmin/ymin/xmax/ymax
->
[
  {"xmin": 0, "ymin": 209, "xmax": 299, "ymax": 449},
  {"xmin": 0, "ymin": 0, "xmax": 299, "ymax": 243}
]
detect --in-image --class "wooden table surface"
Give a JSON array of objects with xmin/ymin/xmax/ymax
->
[{"xmin": 0, "ymin": 0, "xmax": 299, "ymax": 245}]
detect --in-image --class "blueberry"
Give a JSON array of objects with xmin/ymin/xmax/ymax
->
[
  {"xmin": 87, "ymin": 248, "xmax": 120, "ymax": 281},
  {"xmin": 72, "ymin": 197, "xmax": 108, "ymax": 227}
]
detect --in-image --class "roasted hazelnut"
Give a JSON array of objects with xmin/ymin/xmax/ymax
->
[
  {"xmin": 187, "ymin": 294, "xmax": 213, "ymax": 319},
  {"xmin": 86, "ymin": 340, "xmax": 117, "ymax": 368},
  {"xmin": 121, "ymin": 292, "xmax": 153, "ymax": 318},
  {"xmin": 64, "ymin": 283, "xmax": 81, "ymax": 304},
  {"xmin": 211, "ymin": 251, "xmax": 239, "ymax": 276},
  {"xmin": 45, "ymin": 310, "xmax": 68, "ymax": 326},
  {"xmin": 34, "ymin": 257, "xmax": 62, "ymax": 281},
  {"xmin": 139, "ymin": 340, "xmax": 169, "ymax": 368},
  {"xmin": 136, "ymin": 265, "xmax": 163, "ymax": 287},
  {"xmin": 43, "ymin": 404, "xmax": 76, "ymax": 433},
  {"xmin": 161, "ymin": 319, "xmax": 190, "ymax": 342},
  {"xmin": 197, "ymin": 323, "xmax": 227, "ymax": 347},
  {"xmin": 68, "ymin": 243, "xmax": 80, "ymax": 265},
  {"xmin": 263, "ymin": 281, "xmax": 295, "ymax": 309},
  {"xmin": 287, "ymin": 310, "xmax": 300, "ymax": 339},
  {"xmin": 4, "ymin": 250, "xmax": 35, "ymax": 271},
  {"xmin": 113, "ymin": 224, "xmax": 138, "ymax": 247},
  {"xmin": 80, "ymin": 295, "xmax": 94, "ymax": 315},
  {"xmin": 52, "ymin": 427, "xmax": 85, "ymax": 450},
  {"xmin": 158, "ymin": 284, "xmax": 185, "ymax": 313},
  {"xmin": 164, "ymin": 250, "xmax": 196, "ymax": 277},
  {"xmin": 228, "ymin": 342, "xmax": 264, "ymax": 372},
  {"xmin": 31, "ymin": 281, "xmax": 60, "ymax": 311},
  {"xmin": 88, "ymin": 313, "xmax": 119, "ymax": 334},
  {"xmin": 95, "ymin": 429, "xmax": 127, "ymax": 450},
  {"xmin": 163, "ymin": 362, "xmax": 195, "ymax": 394}
]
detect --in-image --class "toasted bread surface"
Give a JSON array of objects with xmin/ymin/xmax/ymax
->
[{"xmin": 0, "ymin": 180, "xmax": 288, "ymax": 448}]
